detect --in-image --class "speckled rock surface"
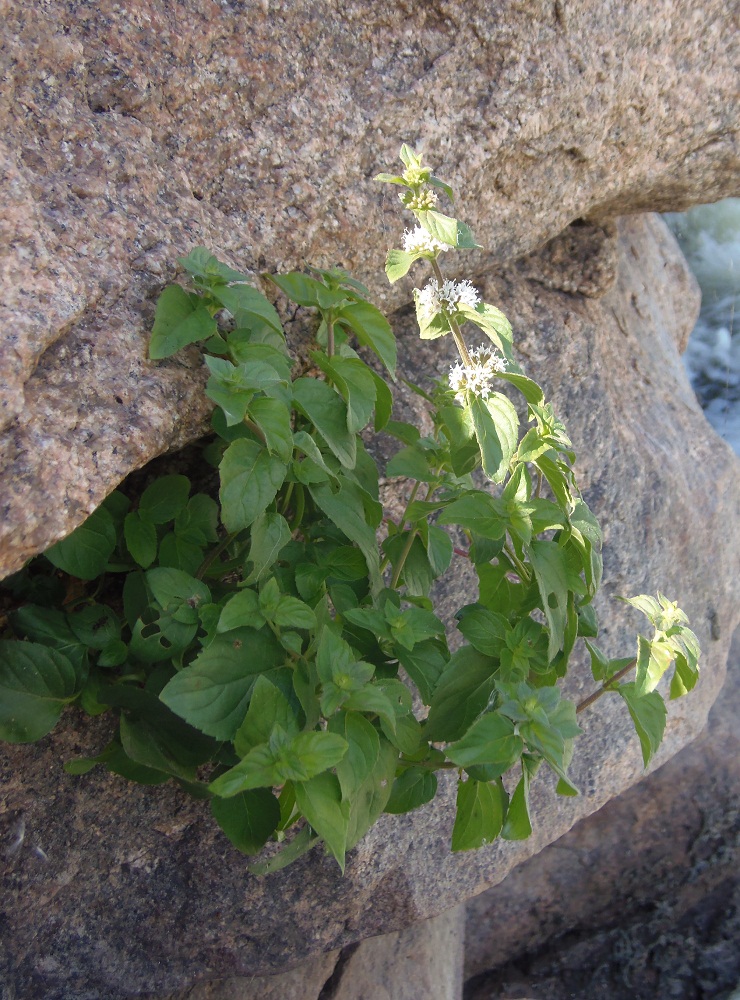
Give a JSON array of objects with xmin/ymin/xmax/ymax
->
[
  {"xmin": 1, "ymin": 0, "xmax": 739, "ymax": 575},
  {"xmin": 1, "ymin": 215, "xmax": 738, "ymax": 999}
]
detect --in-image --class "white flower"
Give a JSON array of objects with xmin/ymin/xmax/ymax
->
[
  {"xmin": 448, "ymin": 344, "xmax": 507, "ymax": 403},
  {"xmin": 402, "ymin": 227, "xmax": 449, "ymax": 256},
  {"xmin": 416, "ymin": 278, "xmax": 481, "ymax": 315}
]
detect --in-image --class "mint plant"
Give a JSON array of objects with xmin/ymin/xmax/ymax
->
[{"xmin": 0, "ymin": 146, "xmax": 700, "ymax": 873}]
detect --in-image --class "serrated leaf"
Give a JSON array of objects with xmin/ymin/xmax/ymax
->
[
  {"xmin": 124, "ymin": 512, "xmax": 157, "ymax": 568},
  {"xmin": 209, "ymin": 282, "xmax": 283, "ymax": 334},
  {"xmin": 457, "ymin": 302, "xmax": 514, "ymax": 360},
  {"xmin": 292, "ymin": 378, "xmax": 356, "ymax": 469},
  {"xmin": 468, "ymin": 392, "xmax": 518, "ymax": 484},
  {"xmin": 149, "ymin": 284, "xmax": 217, "ymax": 360},
  {"xmin": 451, "ymin": 778, "xmax": 507, "ymax": 851},
  {"xmin": 424, "ymin": 645, "xmax": 498, "ymax": 742},
  {"xmin": 618, "ymin": 682, "xmax": 667, "ymax": 767},
  {"xmin": 45, "ymin": 505, "xmax": 117, "ymax": 580},
  {"xmin": 457, "ymin": 608, "xmax": 509, "ymax": 657},
  {"xmin": 178, "ymin": 247, "xmax": 248, "ymax": 286},
  {"xmin": 243, "ymin": 512, "xmax": 291, "ymax": 586},
  {"xmin": 385, "ymin": 249, "xmax": 417, "ymax": 283},
  {"xmin": 248, "ymin": 396, "xmax": 294, "ymax": 462},
  {"xmin": 159, "ymin": 630, "xmax": 283, "ymax": 739},
  {"xmin": 219, "ymin": 439, "xmax": 287, "ymax": 533},
  {"xmin": 268, "ymin": 272, "xmax": 349, "ymax": 310},
  {"xmin": 447, "ymin": 713, "xmax": 523, "ymax": 773},
  {"xmin": 138, "ymin": 475, "xmax": 191, "ymax": 525},
  {"xmin": 211, "ymin": 788, "xmax": 281, "ymax": 855},
  {"xmin": 0, "ymin": 641, "xmax": 86, "ymax": 742},
  {"xmin": 334, "ymin": 712, "xmax": 381, "ymax": 801},
  {"xmin": 336, "ymin": 299, "xmax": 397, "ymax": 378},
  {"xmin": 233, "ymin": 675, "xmax": 300, "ymax": 757},
  {"xmin": 310, "ymin": 479, "xmax": 381, "ymax": 589},
  {"xmin": 385, "ymin": 768, "xmax": 437, "ymax": 814},
  {"xmin": 295, "ymin": 771, "xmax": 350, "ymax": 872}
]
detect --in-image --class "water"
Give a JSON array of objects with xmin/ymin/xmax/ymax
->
[{"xmin": 664, "ymin": 199, "xmax": 740, "ymax": 454}]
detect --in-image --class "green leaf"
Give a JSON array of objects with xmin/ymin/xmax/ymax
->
[
  {"xmin": 68, "ymin": 605, "xmax": 120, "ymax": 650},
  {"xmin": 618, "ymin": 682, "xmax": 667, "ymax": 767},
  {"xmin": 457, "ymin": 302, "xmax": 514, "ymax": 360},
  {"xmin": 385, "ymin": 249, "xmax": 417, "ymax": 283},
  {"xmin": 528, "ymin": 540, "xmax": 578, "ymax": 662},
  {"xmin": 243, "ymin": 512, "xmax": 292, "ymax": 585},
  {"xmin": 211, "ymin": 788, "xmax": 281, "ymax": 855},
  {"xmin": 396, "ymin": 638, "xmax": 449, "ymax": 705},
  {"xmin": 468, "ymin": 392, "xmax": 518, "ymax": 484},
  {"xmin": 0, "ymin": 641, "xmax": 86, "ymax": 742},
  {"xmin": 124, "ymin": 512, "xmax": 157, "ymax": 568},
  {"xmin": 174, "ymin": 494, "xmax": 219, "ymax": 546},
  {"xmin": 370, "ymin": 370, "xmax": 394, "ymax": 432},
  {"xmin": 149, "ymin": 284, "xmax": 217, "ymax": 360},
  {"xmin": 634, "ymin": 635, "xmax": 675, "ymax": 696},
  {"xmin": 217, "ymin": 589, "xmax": 265, "ymax": 633},
  {"xmin": 10, "ymin": 605, "xmax": 83, "ymax": 659},
  {"xmin": 457, "ymin": 608, "xmax": 509, "ymax": 657},
  {"xmin": 273, "ymin": 596, "xmax": 317, "ymax": 631},
  {"xmin": 178, "ymin": 247, "xmax": 248, "ymax": 286},
  {"xmin": 233, "ymin": 675, "xmax": 300, "ymax": 756},
  {"xmin": 345, "ymin": 735, "xmax": 398, "ymax": 850},
  {"xmin": 336, "ymin": 299, "xmax": 397, "ymax": 378},
  {"xmin": 446, "ymin": 713, "xmax": 523, "ymax": 773},
  {"xmin": 424, "ymin": 646, "xmax": 498, "ymax": 742},
  {"xmin": 210, "ymin": 730, "xmax": 348, "ymax": 796},
  {"xmin": 438, "ymin": 491, "xmax": 506, "ymax": 539},
  {"xmin": 248, "ymin": 396, "xmax": 294, "ymax": 462},
  {"xmin": 119, "ymin": 714, "xmax": 197, "ymax": 782},
  {"xmin": 334, "ymin": 712, "xmax": 381, "ymax": 801},
  {"xmin": 45, "ymin": 505, "xmax": 117, "ymax": 580},
  {"xmin": 209, "ymin": 282, "xmax": 283, "ymax": 334},
  {"xmin": 387, "ymin": 607, "xmax": 445, "ymax": 652},
  {"xmin": 146, "ymin": 567, "xmax": 211, "ymax": 621},
  {"xmin": 292, "ymin": 378, "xmax": 356, "ymax": 469},
  {"xmin": 219, "ymin": 439, "xmax": 287, "ymax": 533},
  {"xmin": 315, "ymin": 355, "xmax": 377, "ymax": 435},
  {"xmin": 295, "ymin": 772, "xmax": 350, "ymax": 873},
  {"xmin": 451, "ymin": 778, "xmax": 507, "ymax": 851},
  {"xmin": 159, "ymin": 630, "xmax": 284, "ymax": 739},
  {"xmin": 310, "ymin": 479, "xmax": 381, "ymax": 590},
  {"xmin": 386, "ymin": 444, "xmax": 437, "ymax": 482},
  {"xmin": 385, "ymin": 768, "xmax": 437, "ymax": 814},
  {"xmin": 501, "ymin": 774, "xmax": 532, "ymax": 840},
  {"xmin": 138, "ymin": 475, "xmax": 191, "ymax": 525},
  {"xmin": 268, "ymin": 272, "xmax": 349, "ymax": 310},
  {"xmin": 416, "ymin": 210, "xmax": 481, "ymax": 249}
]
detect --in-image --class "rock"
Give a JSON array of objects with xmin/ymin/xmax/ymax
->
[
  {"xmin": 162, "ymin": 906, "xmax": 464, "ymax": 1000},
  {"xmin": 1, "ymin": 0, "xmax": 739, "ymax": 574},
  {"xmin": 463, "ymin": 629, "xmax": 740, "ymax": 1000},
  {"xmin": 1, "ymin": 214, "xmax": 738, "ymax": 999},
  {"xmin": 163, "ymin": 949, "xmax": 341, "ymax": 1000}
]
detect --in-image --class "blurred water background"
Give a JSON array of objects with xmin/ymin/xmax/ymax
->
[{"xmin": 664, "ymin": 199, "xmax": 740, "ymax": 455}]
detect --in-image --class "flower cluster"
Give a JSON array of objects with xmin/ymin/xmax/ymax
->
[
  {"xmin": 448, "ymin": 344, "xmax": 507, "ymax": 403},
  {"xmin": 402, "ymin": 189, "xmax": 438, "ymax": 211},
  {"xmin": 417, "ymin": 278, "xmax": 480, "ymax": 315},
  {"xmin": 402, "ymin": 227, "xmax": 449, "ymax": 257}
]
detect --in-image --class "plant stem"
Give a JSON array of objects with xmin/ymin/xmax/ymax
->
[
  {"xmin": 389, "ymin": 481, "xmax": 436, "ymax": 589},
  {"xmin": 327, "ymin": 316, "xmax": 335, "ymax": 358},
  {"xmin": 244, "ymin": 418, "xmax": 267, "ymax": 446},
  {"xmin": 196, "ymin": 531, "xmax": 240, "ymax": 580},
  {"xmin": 431, "ymin": 259, "xmax": 473, "ymax": 368},
  {"xmin": 575, "ymin": 659, "xmax": 637, "ymax": 715}
]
